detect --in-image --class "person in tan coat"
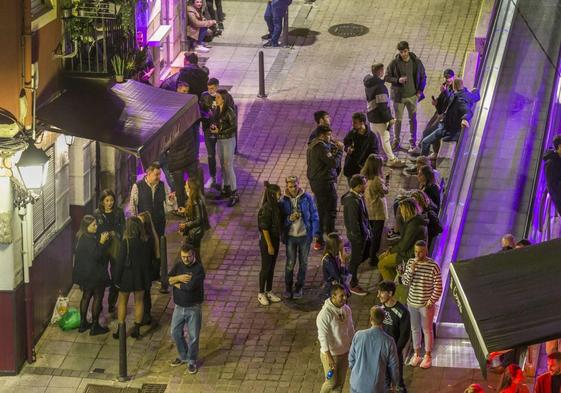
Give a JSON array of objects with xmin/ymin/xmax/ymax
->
[
  {"xmin": 361, "ymin": 154, "xmax": 390, "ymax": 267},
  {"xmin": 186, "ymin": 0, "xmax": 216, "ymax": 53}
]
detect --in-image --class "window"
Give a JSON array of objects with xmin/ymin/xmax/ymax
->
[
  {"xmin": 31, "ymin": 0, "xmax": 57, "ymax": 32},
  {"xmin": 33, "ymin": 145, "xmax": 56, "ymax": 242}
]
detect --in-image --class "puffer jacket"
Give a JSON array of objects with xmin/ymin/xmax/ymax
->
[
  {"xmin": 307, "ymin": 138, "xmax": 343, "ymax": 183},
  {"xmin": 442, "ymin": 88, "xmax": 480, "ymax": 137},
  {"xmin": 279, "ymin": 189, "xmax": 320, "ymax": 242}
]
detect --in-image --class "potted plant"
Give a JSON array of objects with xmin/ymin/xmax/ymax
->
[
  {"xmin": 60, "ymin": 0, "xmax": 74, "ymax": 18},
  {"xmin": 111, "ymin": 55, "xmax": 125, "ymax": 82}
]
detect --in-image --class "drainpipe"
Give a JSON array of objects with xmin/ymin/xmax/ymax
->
[{"xmin": 21, "ymin": 0, "xmax": 36, "ymax": 364}]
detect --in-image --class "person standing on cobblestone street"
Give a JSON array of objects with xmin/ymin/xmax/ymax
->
[
  {"xmin": 361, "ymin": 154, "xmax": 389, "ymax": 268},
  {"xmin": 200, "ymin": 78, "xmax": 220, "ymax": 190},
  {"xmin": 343, "ymin": 112, "xmax": 379, "ymax": 185},
  {"xmin": 399, "ymin": 240, "xmax": 442, "ymax": 370},
  {"xmin": 168, "ymin": 243, "xmax": 206, "ymax": 374},
  {"xmin": 210, "ymin": 88, "xmax": 240, "ymax": 206},
  {"xmin": 378, "ymin": 280, "xmax": 411, "ymax": 393},
  {"xmin": 129, "ymin": 162, "xmax": 171, "ymax": 239},
  {"xmin": 364, "ymin": 63, "xmax": 406, "ymax": 169},
  {"xmin": 342, "ymin": 174, "xmax": 371, "ymax": 296},
  {"xmin": 349, "ymin": 306, "xmax": 400, "ymax": 393},
  {"xmin": 280, "ymin": 176, "xmax": 320, "ymax": 299},
  {"xmin": 307, "ymin": 125, "xmax": 344, "ymax": 250},
  {"xmin": 316, "ymin": 284, "xmax": 355, "ymax": 393},
  {"xmin": 384, "ymin": 41, "xmax": 427, "ymax": 154},
  {"xmin": 257, "ymin": 182, "xmax": 283, "ymax": 306},
  {"xmin": 263, "ymin": 0, "xmax": 292, "ymax": 47}
]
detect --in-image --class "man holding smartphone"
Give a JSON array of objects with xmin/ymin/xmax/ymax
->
[{"xmin": 168, "ymin": 244, "xmax": 206, "ymax": 374}]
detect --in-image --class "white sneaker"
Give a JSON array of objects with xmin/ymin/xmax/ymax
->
[
  {"xmin": 386, "ymin": 158, "xmax": 406, "ymax": 168},
  {"xmin": 266, "ymin": 291, "xmax": 282, "ymax": 303},
  {"xmin": 408, "ymin": 145, "xmax": 421, "ymax": 156},
  {"xmin": 195, "ymin": 45, "xmax": 210, "ymax": 53},
  {"xmin": 419, "ymin": 354, "xmax": 432, "ymax": 369},
  {"xmin": 408, "ymin": 354, "xmax": 422, "ymax": 367},
  {"xmin": 258, "ymin": 293, "xmax": 270, "ymax": 306}
]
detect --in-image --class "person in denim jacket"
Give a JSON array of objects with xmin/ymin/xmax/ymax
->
[{"xmin": 279, "ymin": 176, "xmax": 320, "ymax": 299}]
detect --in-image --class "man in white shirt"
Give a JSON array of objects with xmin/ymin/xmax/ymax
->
[{"xmin": 316, "ymin": 284, "xmax": 355, "ymax": 393}]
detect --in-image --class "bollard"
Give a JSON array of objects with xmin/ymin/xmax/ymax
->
[
  {"xmin": 257, "ymin": 51, "xmax": 267, "ymax": 98},
  {"xmin": 282, "ymin": 8, "xmax": 289, "ymax": 47},
  {"xmin": 118, "ymin": 322, "xmax": 130, "ymax": 382},
  {"xmin": 159, "ymin": 235, "xmax": 169, "ymax": 293}
]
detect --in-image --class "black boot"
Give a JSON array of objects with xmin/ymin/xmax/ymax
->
[
  {"xmin": 228, "ymin": 190, "xmax": 239, "ymax": 207},
  {"xmin": 90, "ymin": 322, "xmax": 109, "ymax": 336},
  {"xmin": 220, "ymin": 185, "xmax": 232, "ymax": 200},
  {"xmin": 130, "ymin": 322, "xmax": 142, "ymax": 339},
  {"xmin": 78, "ymin": 319, "xmax": 91, "ymax": 333}
]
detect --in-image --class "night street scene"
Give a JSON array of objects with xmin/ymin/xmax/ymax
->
[{"xmin": 1, "ymin": 0, "xmax": 561, "ymax": 392}]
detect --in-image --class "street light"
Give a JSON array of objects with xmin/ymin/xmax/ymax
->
[
  {"xmin": 15, "ymin": 141, "xmax": 49, "ymax": 190},
  {"xmin": 64, "ymin": 134, "xmax": 75, "ymax": 146}
]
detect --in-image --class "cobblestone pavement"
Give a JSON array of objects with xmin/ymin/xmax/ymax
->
[{"xmin": 0, "ymin": 0, "xmax": 491, "ymax": 392}]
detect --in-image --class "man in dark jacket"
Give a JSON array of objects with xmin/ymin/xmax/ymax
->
[
  {"xmin": 342, "ymin": 174, "xmax": 371, "ymax": 296},
  {"xmin": 544, "ymin": 135, "xmax": 561, "ymax": 215},
  {"xmin": 168, "ymin": 244, "xmax": 206, "ymax": 374},
  {"xmin": 343, "ymin": 112, "xmax": 378, "ymax": 183},
  {"xmin": 408, "ymin": 69, "xmax": 456, "ymax": 161},
  {"xmin": 177, "ymin": 53, "xmax": 209, "ymax": 98},
  {"xmin": 307, "ymin": 125, "xmax": 344, "ymax": 249},
  {"xmin": 308, "ymin": 110, "xmax": 331, "ymax": 143},
  {"xmin": 378, "ymin": 280, "xmax": 411, "ymax": 393},
  {"xmin": 384, "ymin": 41, "xmax": 427, "ymax": 153},
  {"xmin": 365, "ymin": 63, "xmax": 405, "ymax": 168},
  {"xmin": 420, "ymin": 78, "xmax": 480, "ymax": 157}
]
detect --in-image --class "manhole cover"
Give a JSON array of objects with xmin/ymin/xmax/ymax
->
[
  {"xmin": 140, "ymin": 384, "xmax": 167, "ymax": 393},
  {"xmin": 328, "ymin": 23, "xmax": 369, "ymax": 38}
]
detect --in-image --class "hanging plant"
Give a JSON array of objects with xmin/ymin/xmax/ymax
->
[
  {"xmin": 66, "ymin": 16, "xmax": 95, "ymax": 44},
  {"xmin": 113, "ymin": 0, "xmax": 148, "ymax": 35}
]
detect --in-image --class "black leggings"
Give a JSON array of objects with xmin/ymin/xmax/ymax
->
[
  {"xmin": 80, "ymin": 286, "xmax": 105, "ymax": 323},
  {"xmin": 259, "ymin": 237, "xmax": 280, "ymax": 293}
]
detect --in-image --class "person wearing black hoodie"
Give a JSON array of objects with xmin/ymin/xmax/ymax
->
[
  {"xmin": 385, "ymin": 41, "xmax": 427, "ymax": 153},
  {"xmin": 307, "ymin": 125, "xmax": 344, "ymax": 248},
  {"xmin": 342, "ymin": 174, "xmax": 371, "ymax": 296},
  {"xmin": 343, "ymin": 112, "xmax": 379, "ymax": 184},
  {"xmin": 420, "ymin": 78, "xmax": 480, "ymax": 157},
  {"xmin": 544, "ymin": 135, "xmax": 561, "ymax": 215}
]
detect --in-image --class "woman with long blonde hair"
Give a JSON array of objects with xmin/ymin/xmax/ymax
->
[{"xmin": 378, "ymin": 198, "xmax": 428, "ymax": 281}]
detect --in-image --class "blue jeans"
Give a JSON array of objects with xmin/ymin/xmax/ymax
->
[
  {"xmin": 170, "ymin": 304, "xmax": 202, "ymax": 365},
  {"xmin": 264, "ymin": 2, "xmax": 287, "ymax": 46},
  {"xmin": 189, "ymin": 28, "xmax": 208, "ymax": 50},
  {"xmin": 285, "ymin": 235, "xmax": 311, "ymax": 291},
  {"xmin": 421, "ymin": 122, "xmax": 447, "ymax": 156},
  {"xmin": 217, "ymin": 137, "xmax": 237, "ymax": 190}
]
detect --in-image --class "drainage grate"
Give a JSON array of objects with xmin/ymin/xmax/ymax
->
[
  {"xmin": 328, "ymin": 23, "xmax": 369, "ymax": 38},
  {"xmin": 140, "ymin": 384, "xmax": 167, "ymax": 393},
  {"xmin": 84, "ymin": 385, "xmax": 139, "ymax": 393}
]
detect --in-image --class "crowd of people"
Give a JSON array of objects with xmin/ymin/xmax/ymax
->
[{"xmin": 67, "ymin": 22, "xmax": 561, "ymax": 389}]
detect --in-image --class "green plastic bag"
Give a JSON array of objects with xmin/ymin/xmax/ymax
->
[{"xmin": 58, "ymin": 307, "xmax": 81, "ymax": 331}]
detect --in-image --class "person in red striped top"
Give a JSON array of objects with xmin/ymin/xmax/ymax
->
[{"xmin": 400, "ymin": 240, "xmax": 442, "ymax": 369}]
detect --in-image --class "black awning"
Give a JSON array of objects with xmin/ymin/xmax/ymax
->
[
  {"xmin": 450, "ymin": 238, "xmax": 561, "ymax": 376},
  {"xmin": 37, "ymin": 76, "xmax": 200, "ymax": 167}
]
